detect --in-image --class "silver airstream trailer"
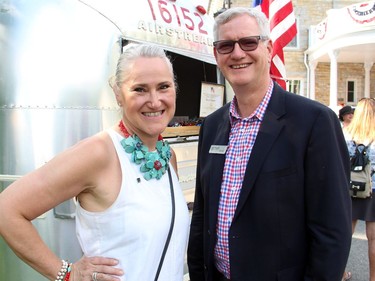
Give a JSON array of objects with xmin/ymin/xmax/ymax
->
[{"xmin": 0, "ymin": 0, "xmax": 218, "ymax": 279}]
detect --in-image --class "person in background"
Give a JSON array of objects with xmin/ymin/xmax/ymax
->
[
  {"xmin": 0, "ymin": 44, "xmax": 189, "ymax": 281},
  {"xmin": 339, "ymin": 105, "xmax": 355, "ymax": 129},
  {"xmin": 342, "ymin": 98, "xmax": 375, "ymax": 281},
  {"xmin": 187, "ymin": 7, "xmax": 352, "ymax": 281}
]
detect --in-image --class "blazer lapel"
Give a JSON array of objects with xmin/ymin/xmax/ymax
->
[
  {"xmin": 233, "ymin": 85, "xmax": 287, "ymax": 221},
  {"xmin": 207, "ymin": 106, "xmax": 231, "ymax": 230}
]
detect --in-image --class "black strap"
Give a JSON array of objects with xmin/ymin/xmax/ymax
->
[{"xmin": 154, "ymin": 167, "xmax": 175, "ymax": 281}]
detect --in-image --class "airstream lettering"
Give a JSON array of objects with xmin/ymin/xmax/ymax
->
[{"xmin": 138, "ymin": 20, "xmax": 213, "ymax": 46}]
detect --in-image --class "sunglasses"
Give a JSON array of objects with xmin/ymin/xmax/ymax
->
[{"xmin": 213, "ymin": 35, "xmax": 269, "ymax": 54}]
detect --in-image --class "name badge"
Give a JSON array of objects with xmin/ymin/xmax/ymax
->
[{"xmin": 209, "ymin": 145, "xmax": 228, "ymax": 154}]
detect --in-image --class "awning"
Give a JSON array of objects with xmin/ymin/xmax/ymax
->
[{"xmin": 305, "ymin": 1, "xmax": 375, "ymax": 63}]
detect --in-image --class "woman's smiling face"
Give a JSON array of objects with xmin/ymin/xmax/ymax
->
[{"xmin": 118, "ymin": 56, "xmax": 176, "ymax": 140}]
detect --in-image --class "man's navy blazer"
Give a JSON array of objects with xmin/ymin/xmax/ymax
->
[{"xmin": 188, "ymin": 83, "xmax": 352, "ymax": 281}]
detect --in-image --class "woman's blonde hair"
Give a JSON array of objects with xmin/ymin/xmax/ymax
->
[{"xmin": 345, "ymin": 98, "xmax": 375, "ymax": 145}]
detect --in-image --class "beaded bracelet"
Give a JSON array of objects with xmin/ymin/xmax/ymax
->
[
  {"xmin": 55, "ymin": 260, "xmax": 69, "ymax": 281},
  {"xmin": 63, "ymin": 263, "xmax": 72, "ymax": 281}
]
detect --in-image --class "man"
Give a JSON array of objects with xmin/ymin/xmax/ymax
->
[{"xmin": 187, "ymin": 7, "xmax": 352, "ymax": 281}]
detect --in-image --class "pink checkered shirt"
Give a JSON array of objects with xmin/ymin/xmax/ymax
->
[{"xmin": 214, "ymin": 82, "xmax": 273, "ymax": 279}]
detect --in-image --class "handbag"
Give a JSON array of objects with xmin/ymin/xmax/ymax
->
[{"xmin": 349, "ymin": 142, "xmax": 373, "ymax": 199}]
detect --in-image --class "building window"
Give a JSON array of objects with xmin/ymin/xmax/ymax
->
[
  {"xmin": 285, "ymin": 18, "xmax": 299, "ymax": 49},
  {"xmin": 287, "ymin": 35, "xmax": 298, "ymax": 49},
  {"xmin": 346, "ymin": 80, "xmax": 356, "ymax": 103},
  {"xmin": 288, "ymin": 79, "xmax": 301, "ymax": 94}
]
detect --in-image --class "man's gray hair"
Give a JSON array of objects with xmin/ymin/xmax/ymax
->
[{"xmin": 213, "ymin": 7, "xmax": 270, "ymax": 41}]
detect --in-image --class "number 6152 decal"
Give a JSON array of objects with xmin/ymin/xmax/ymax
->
[{"xmin": 147, "ymin": 0, "xmax": 208, "ymax": 35}]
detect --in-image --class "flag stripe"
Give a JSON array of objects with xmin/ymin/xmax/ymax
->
[
  {"xmin": 270, "ymin": 13, "xmax": 297, "ymax": 45},
  {"xmin": 272, "ymin": 54, "xmax": 286, "ymax": 77},
  {"xmin": 269, "ymin": 0, "xmax": 291, "ymax": 17},
  {"xmin": 269, "ymin": 2, "xmax": 296, "ymax": 45},
  {"xmin": 255, "ymin": 0, "xmax": 297, "ymax": 89}
]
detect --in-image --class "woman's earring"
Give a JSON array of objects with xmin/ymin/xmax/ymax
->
[{"xmin": 118, "ymin": 102, "xmax": 122, "ymax": 106}]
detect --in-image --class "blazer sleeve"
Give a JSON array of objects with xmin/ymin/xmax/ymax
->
[
  {"xmin": 187, "ymin": 119, "xmax": 206, "ymax": 281},
  {"xmin": 303, "ymin": 106, "xmax": 352, "ymax": 280}
]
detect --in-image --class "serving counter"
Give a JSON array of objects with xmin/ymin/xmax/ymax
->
[{"xmin": 163, "ymin": 126, "xmax": 200, "ymax": 204}]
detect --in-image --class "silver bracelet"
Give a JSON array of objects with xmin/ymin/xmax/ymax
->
[{"xmin": 55, "ymin": 260, "xmax": 69, "ymax": 281}]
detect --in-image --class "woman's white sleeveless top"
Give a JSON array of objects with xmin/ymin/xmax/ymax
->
[{"xmin": 75, "ymin": 129, "xmax": 190, "ymax": 281}]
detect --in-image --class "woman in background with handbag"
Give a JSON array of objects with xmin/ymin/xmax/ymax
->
[
  {"xmin": 342, "ymin": 98, "xmax": 375, "ymax": 281},
  {"xmin": 0, "ymin": 43, "xmax": 190, "ymax": 281}
]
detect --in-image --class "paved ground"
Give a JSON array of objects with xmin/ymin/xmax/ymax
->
[{"xmin": 346, "ymin": 220, "xmax": 369, "ymax": 281}]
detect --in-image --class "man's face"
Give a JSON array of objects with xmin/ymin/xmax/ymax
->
[{"xmin": 214, "ymin": 14, "xmax": 273, "ymax": 90}]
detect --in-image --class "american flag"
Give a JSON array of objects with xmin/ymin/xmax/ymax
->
[{"xmin": 253, "ymin": 0, "xmax": 297, "ymax": 90}]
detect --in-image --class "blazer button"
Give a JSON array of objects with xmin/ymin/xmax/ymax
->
[{"xmin": 208, "ymin": 230, "xmax": 211, "ymax": 235}]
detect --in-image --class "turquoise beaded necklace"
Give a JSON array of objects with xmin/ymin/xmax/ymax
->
[{"xmin": 118, "ymin": 120, "xmax": 171, "ymax": 180}]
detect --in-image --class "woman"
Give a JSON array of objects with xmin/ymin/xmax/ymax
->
[
  {"xmin": 0, "ymin": 44, "xmax": 190, "ymax": 281},
  {"xmin": 343, "ymin": 98, "xmax": 375, "ymax": 281},
  {"xmin": 339, "ymin": 105, "xmax": 354, "ymax": 129}
]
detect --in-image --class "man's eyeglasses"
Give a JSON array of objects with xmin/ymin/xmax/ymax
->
[{"xmin": 213, "ymin": 35, "xmax": 269, "ymax": 54}]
